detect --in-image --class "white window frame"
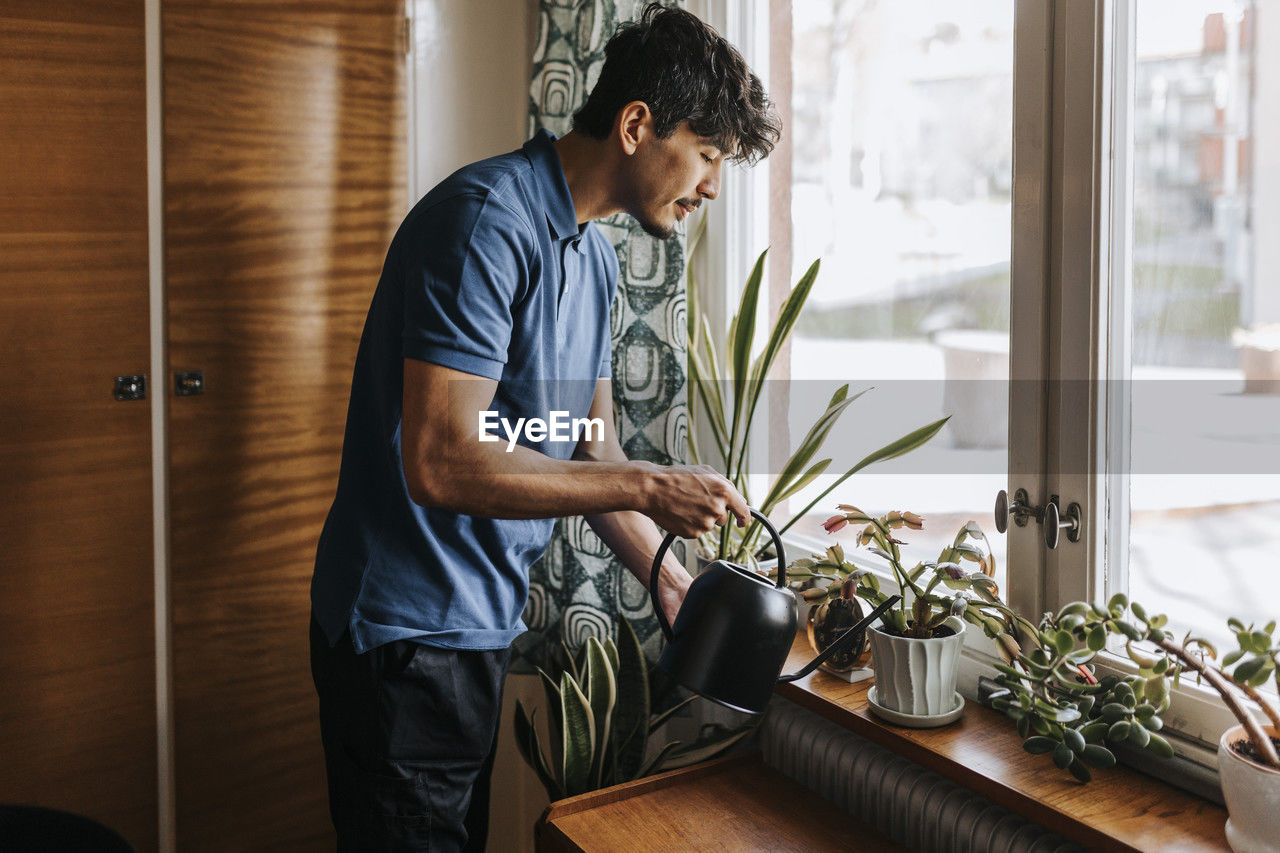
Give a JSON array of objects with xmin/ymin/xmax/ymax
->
[{"xmin": 699, "ymin": 0, "xmax": 1245, "ymax": 779}]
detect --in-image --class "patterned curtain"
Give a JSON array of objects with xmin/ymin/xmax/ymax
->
[{"xmin": 514, "ymin": 0, "xmax": 687, "ymax": 668}]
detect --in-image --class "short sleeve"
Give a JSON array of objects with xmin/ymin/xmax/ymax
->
[
  {"xmin": 401, "ymin": 192, "xmax": 534, "ymax": 380},
  {"xmin": 597, "ymin": 240, "xmax": 619, "ymax": 379}
]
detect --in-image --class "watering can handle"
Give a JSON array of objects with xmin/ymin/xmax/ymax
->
[{"xmin": 648, "ymin": 507, "xmax": 787, "ymax": 642}]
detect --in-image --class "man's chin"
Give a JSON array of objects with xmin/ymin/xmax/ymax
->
[{"xmin": 635, "ymin": 215, "xmax": 676, "ymax": 240}]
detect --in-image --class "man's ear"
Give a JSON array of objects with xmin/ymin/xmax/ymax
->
[{"xmin": 615, "ymin": 101, "xmax": 652, "ymax": 155}]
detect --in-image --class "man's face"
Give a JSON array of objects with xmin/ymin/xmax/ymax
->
[{"xmin": 621, "ymin": 122, "xmax": 725, "ymax": 240}]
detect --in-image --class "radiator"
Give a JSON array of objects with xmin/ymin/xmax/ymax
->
[{"xmin": 760, "ymin": 699, "xmax": 1084, "ymax": 853}]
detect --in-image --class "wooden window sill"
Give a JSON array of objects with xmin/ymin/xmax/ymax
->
[{"xmin": 776, "ymin": 634, "xmax": 1229, "ymax": 852}]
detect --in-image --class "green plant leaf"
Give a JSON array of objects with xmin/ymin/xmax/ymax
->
[
  {"xmin": 688, "ymin": 348, "xmax": 729, "ymax": 465},
  {"xmin": 538, "ymin": 668, "xmax": 564, "ymax": 769},
  {"xmin": 725, "ymin": 250, "xmax": 769, "ymax": 480},
  {"xmin": 778, "ymin": 416, "xmax": 950, "ymax": 537},
  {"xmin": 1068, "ymin": 760, "xmax": 1092, "ymax": 783},
  {"xmin": 1127, "ymin": 721, "xmax": 1151, "ymax": 748},
  {"xmin": 1234, "ymin": 656, "xmax": 1266, "ymax": 684},
  {"xmin": 740, "ymin": 258, "xmax": 823, "ymax": 462},
  {"xmin": 756, "ymin": 385, "xmax": 865, "ymax": 518},
  {"xmin": 748, "ymin": 259, "xmax": 821, "ymax": 395},
  {"xmin": 1079, "ymin": 744, "xmax": 1116, "ymax": 769},
  {"xmin": 560, "ymin": 673, "xmax": 596, "ymax": 796},
  {"xmin": 1249, "ymin": 660, "xmax": 1275, "ymax": 688},
  {"xmin": 637, "ymin": 740, "xmax": 682, "ymax": 779},
  {"xmin": 603, "ymin": 637, "xmax": 620, "ymax": 680},
  {"xmin": 1022, "ymin": 736, "xmax": 1057, "ymax": 754},
  {"xmin": 613, "ymin": 618, "xmax": 651, "ymax": 782},
  {"xmin": 560, "ymin": 639, "xmax": 582, "ymax": 685},
  {"xmin": 768, "ymin": 458, "xmax": 833, "ymax": 508},
  {"xmin": 1063, "ymin": 728, "xmax": 1086, "ymax": 754},
  {"xmin": 1145, "ymin": 732, "xmax": 1175, "ymax": 759},
  {"xmin": 648, "ymin": 694, "xmax": 697, "ymax": 734},
  {"xmin": 584, "ymin": 637, "xmax": 616, "ymax": 789},
  {"xmin": 514, "ymin": 702, "xmax": 563, "ymax": 801},
  {"xmin": 656, "ymin": 726, "xmax": 754, "ymax": 772},
  {"xmin": 1080, "ymin": 721, "xmax": 1108, "ymax": 742}
]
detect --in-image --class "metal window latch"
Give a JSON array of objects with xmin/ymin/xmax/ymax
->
[
  {"xmin": 994, "ymin": 489, "xmax": 1082, "ymax": 549},
  {"xmin": 113, "ymin": 374, "xmax": 147, "ymax": 401},
  {"xmin": 174, "ymin": 370, "xmax": 204, "ymax": 396},
  {"xmin": 994, "ymin": 488, "xmax": 1037, "ymax": 532},
  {"xmin": 1043, "ymin": 494, "xmax": 1082, "ymax": 549}
]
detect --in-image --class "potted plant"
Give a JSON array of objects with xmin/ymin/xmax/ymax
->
[
  {"xmin": 512, "ymin": 617, "xmax": 753, "ymax": 800},
  {"xmin": 986, "ymin": 596, "xmax": 1279, "ymax": 848},
  {"xmin": 1214, "ymin": 617, "xmax": 1279, "ymax": 853},
  {"xmin": 684, "ymin": 217, "xmax": 948, "ymax": 569},
  {"xmin": 785, "ymin": 507, "xmax": 1021, "ymax": 721}
]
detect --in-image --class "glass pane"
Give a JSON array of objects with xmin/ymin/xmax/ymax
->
[
  {"xmin": 1118, "ymin": 1, "xmax": 1280, "ymax": 670},
  {"xmin": 783, "ymin": 2, "xmax": 1013, "ymax": 588}
]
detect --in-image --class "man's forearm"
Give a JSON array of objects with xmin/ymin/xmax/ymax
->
[
  {"xmin": 411, "ymin": 441, "xmax": 658, "ymax": 521},
  {"xmin": 585, "ymin": 507, "xmax": 685, "ymax": 588},
  {"xmin": 585, "ymin": 508, "xmax": 692, "ymax": 627}
]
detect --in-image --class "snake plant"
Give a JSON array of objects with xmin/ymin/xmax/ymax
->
[
  {"xmin": 685, "ymin": 215, "xmax": 949, "ymax": 566},
  {"xmin": 513, "ymin": 618, "xmax": 753, "ymax": 800}
]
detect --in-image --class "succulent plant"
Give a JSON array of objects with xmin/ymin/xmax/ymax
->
[
  {"xmin": 991, "ymin": 595, "xmax": 1280, "ymax": 781},
  {"xmin": 512, "ymin": 618, "xmax": 754, "ymax": 800},
  {"xmin": 785, "ymin": 508, "xmax": 1017, "ymax": 641},
  {"xmin": 790, "ymin": 506, "xmax": 1280, "ymax": 780}
]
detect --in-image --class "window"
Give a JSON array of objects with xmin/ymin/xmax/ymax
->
[
  {"xmin": 1107, "ymin": 0, "xmax": 1277, "ymax": 672},
  {"xmin": 693, "ymin": 0, "xmax": 1279, "ymax": 759},
  {"xmin": 779, "ymin": 1, "xmax": 1014, "ymax": 595}
]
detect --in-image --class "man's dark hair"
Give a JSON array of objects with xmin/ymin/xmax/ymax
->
[{"xmin": 572, "ymin": 3, "xmax": 780, "ymax": 165}]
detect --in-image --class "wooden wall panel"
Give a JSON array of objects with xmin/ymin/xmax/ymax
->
[
  {"xmin": 163, "ymin": 3, "xmax": 405, "ymax": 848},
  {"xmin": 0, "ymin": 4, "xmax": 157, "ymax": 850}
]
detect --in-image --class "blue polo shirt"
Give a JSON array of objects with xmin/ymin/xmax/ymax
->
[{"xmin": 311, "ymin": 130, "xmax": 617, "ymax": 653}]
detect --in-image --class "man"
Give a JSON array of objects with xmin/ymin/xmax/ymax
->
[{"xmin": 310, "ymin": 4, "xmax": 779, "ymax": 849}]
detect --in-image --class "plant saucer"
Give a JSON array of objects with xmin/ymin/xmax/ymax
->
[{"xmin": 866, "ymin": 686, "xmax": 965, "ymax": 728}]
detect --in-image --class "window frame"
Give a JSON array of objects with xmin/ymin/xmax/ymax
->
[{"xmin": 698, "ymin": 0, "xmax": 1252, "ymax": 773}]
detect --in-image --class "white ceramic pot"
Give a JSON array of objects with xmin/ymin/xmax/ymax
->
[
  {"xmin": 1218, "ymin": 724, "xmax": 1280, "ymax": 853},
  {"xmin": 867, "ymin": 616, "xmax": 965, "ymax": 716}
]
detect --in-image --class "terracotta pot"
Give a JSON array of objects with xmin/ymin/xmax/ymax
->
[
  {"xmin": 1218, "ymin": 723, "xmax": 1280, "ymax": 853},
  {"xmin": 806, "ymin": 597, "xmax": 871, "ymax": 673},
  {"xmin": 867, "ymin": 617, "xmax": 965, "ymax": 716}
]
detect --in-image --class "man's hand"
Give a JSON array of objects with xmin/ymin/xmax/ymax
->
[
  {"xmin": 638, "ymin": 462, "xmax": 751, "ymax": 539},
  {"xmin": 653, "ymin": 560, "xmax": 693, "ymax": 627}
]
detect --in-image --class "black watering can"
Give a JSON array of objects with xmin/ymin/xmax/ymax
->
[{"xmin": 649, "ymin": 508, "xmax": 900, "ymax": 715}]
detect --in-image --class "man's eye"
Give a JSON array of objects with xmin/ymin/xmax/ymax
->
[{"xmin": 701, "ymin": 154, "xmax": 713, "ymax": 163}]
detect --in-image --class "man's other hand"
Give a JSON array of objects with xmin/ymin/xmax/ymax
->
[{"xmin": 639, "ymin": 463, "xmax": 751, "ymax": 539}]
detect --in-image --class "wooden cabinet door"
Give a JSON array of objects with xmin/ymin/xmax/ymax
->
[
  {"xmin": 162, "ymin": 2, "xmax": 405, "ymax": 848},
  {"xmin": 0, "ymin": 2, "xmax": 157, "ymax": 849}
]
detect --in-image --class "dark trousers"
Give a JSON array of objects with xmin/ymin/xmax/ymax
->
[{"xmin": 310, "ymin": 618, "xmax": 511, "ymax": 852}]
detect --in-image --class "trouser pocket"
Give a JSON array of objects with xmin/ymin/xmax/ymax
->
[{"xmin": 376, "ymin": 643, "xmax": 510, "ymax": 764}]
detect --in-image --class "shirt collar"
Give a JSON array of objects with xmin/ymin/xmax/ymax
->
[{"xmin": 524, "ymin": 129, "xmax": 583, "ymax": 246}]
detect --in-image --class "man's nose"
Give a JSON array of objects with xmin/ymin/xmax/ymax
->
[{"xmin": 699, "ymin": 162, "xmax": 721, "ymax": 201}]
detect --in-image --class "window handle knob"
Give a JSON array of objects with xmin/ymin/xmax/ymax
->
[
  {"xmin": 994, "ymin": 488, "xmax": 1037, "ymax": 533},
  {"xmin": 1044, "ymin": 495, "xmax": 1082, "ymax": 549}
]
